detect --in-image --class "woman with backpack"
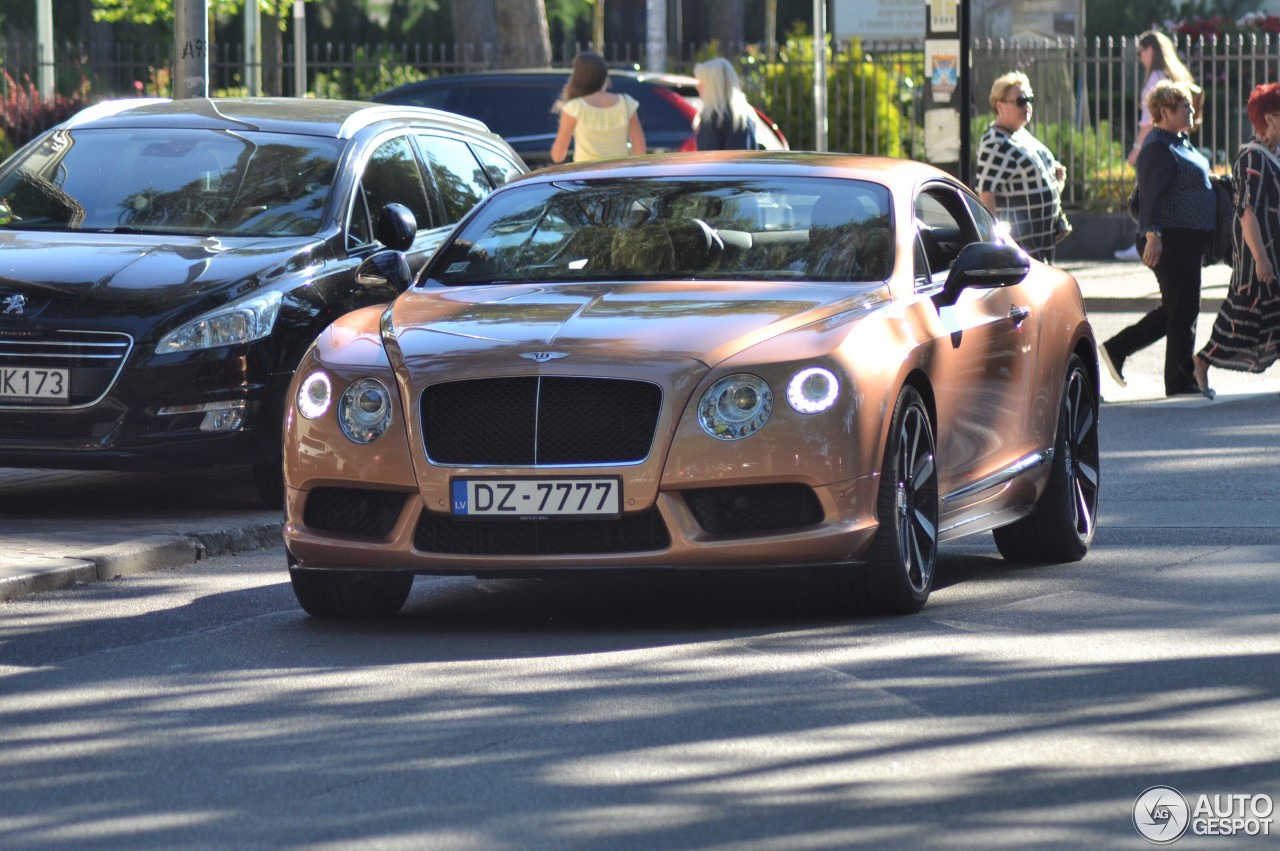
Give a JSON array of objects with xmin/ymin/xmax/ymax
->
[{"xmin": 1194, "ymin": 82, "xmax": 1280, "ymax": 396}]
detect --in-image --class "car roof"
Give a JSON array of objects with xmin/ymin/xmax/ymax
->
[
  {"xmin": 508, "ymin": 150, "xmax": 954, "ymax": 186},
  {"xmin": 62, "ymin": 97, "xmax": 494, "ymax": 140},
  {"xmin": 376, "ymin": 68, "xmax": 699, "ymax": 96}
]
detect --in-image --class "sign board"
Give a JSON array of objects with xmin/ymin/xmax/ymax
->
[{"xmin": 833, "ymin": 0, "xmax": 925, "ymax": 42}]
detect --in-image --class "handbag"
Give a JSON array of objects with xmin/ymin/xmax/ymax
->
[{"xmin": 1053, "ymin": 209, "xmax": 1073, "ymax": 244}]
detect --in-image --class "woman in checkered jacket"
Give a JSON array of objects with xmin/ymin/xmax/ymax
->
[{"xmin": 975, "ymin": 71, "xmax": 1066, "ymax": 263}]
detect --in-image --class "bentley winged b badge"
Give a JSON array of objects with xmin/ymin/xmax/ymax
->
[{"xmin": 519, "ymin": 351, "xmax": 569, "ymax": 363}]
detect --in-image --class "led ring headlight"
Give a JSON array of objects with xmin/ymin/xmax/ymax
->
[{"xmin": 787, "ymin": 367, "xmax": 840, "ymax": 413}]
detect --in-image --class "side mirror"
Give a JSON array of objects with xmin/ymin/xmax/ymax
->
[
  {"xmin": 355, "ymin": 251, "xmax": 413, "ymax": 293},
  {"xmin": 376, "ymin": 203, "xmax": 416, "ymax": 252},
  {"xmin": 932, "ymin": 242, "xmax": 1030, "ymax": 308}
]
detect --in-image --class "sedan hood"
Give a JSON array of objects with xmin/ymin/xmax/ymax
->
[
  {"xmin": 388, "ymin": 280, "xmax": 888, "ymax": 367},
  {"xmin": 0, "ymin": 231, "xmax": 321, "ymax": 325}
]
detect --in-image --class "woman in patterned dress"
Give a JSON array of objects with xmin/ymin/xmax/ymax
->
[
  {"xmin": 551, "ymin": 52, "xmax": 647, "ymax": 164},
  {"xmin": 975, "ymin": 71, "xmax": 1067, "ymax": 262},
  {"xmin": 1194, "ymin": 83, "xmax": 1280, "ymax": 396}
]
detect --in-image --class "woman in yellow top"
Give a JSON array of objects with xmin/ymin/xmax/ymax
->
[{"xmin": 550, "ymin": 52, "xmax": 646, "ymax": 163}]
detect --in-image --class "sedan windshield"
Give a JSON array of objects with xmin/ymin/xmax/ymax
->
[
  {"xmin": 427, "ymin": 176, "xmax": 893, "ymax": 285},
  {"xmin": 0, "ymin": 128, "xmax": 342, "ymax": 237}
]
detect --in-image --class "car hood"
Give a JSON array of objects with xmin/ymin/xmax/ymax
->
[
  {"xmin": 387, "ymin": 280, "xmax": 889, "ymax": 368},
  {"xmin": 0, "ymin": 231, "xmax": 322, "ymax": 325}
]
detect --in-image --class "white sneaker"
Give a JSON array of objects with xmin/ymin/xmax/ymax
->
[{"xmin": 1114, "ymin": 244, "xmax": 1140, "ymax": 261}]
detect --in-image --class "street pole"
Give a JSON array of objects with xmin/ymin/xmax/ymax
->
[
  {"xmin": 923, "ymin": 0, "xmax": 969, "ymax": 181},
  {"xmin": 244, "ymin": 0, "xmax": 262, "ymax": 96},
  {"xmin": 646, "ymin": 0, "xmax": 666, "ymax": 72},
  {"xmin": 174, "ymin": 0, "xmax": 209, "ymax": 99},
  {"xmin": 293, "ymin": 0, "xmax": 307, "ymax": 98},
  {"xmin": 36, "ymin": 0, "xmax": 54, "ymax": 99},
  {"xmin": 813, "ymin": 0, "xmax": 827, "ymax": 152}
]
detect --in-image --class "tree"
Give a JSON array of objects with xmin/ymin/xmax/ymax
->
[
  {"xmin": 708, "ymin": 0, "xmax": 745, "ymax": 57},
  {"xmin": 451, "ymin": 0, "xmax": 500, "ymax": 66},
  {"xmin": 496, "ymin": 0, "xmax": 552, "ymax": 67}
]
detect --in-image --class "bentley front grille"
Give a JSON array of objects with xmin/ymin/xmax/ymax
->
[
  {"xmin": 421, "ymin": 376, "xmax": 662, "ymax": 466},
  {"xmin": 414, "ymin": 507, "xmax": 670, "ymax": 555},
  {"xmin": 0, "ymin": 329, "xmax": 133, "ymax": 409}
]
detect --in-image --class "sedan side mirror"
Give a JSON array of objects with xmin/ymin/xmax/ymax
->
[
  {"xmin": 355, "ymin": 251, "xmax": 413, "ymax": 293},
  {"xmin": 932, "ymin": 242, "xmax": 1030, "ymax": 308},
  {"xmin": 376, "ymin": 203, "xmax": 416, "ymax": 252}
]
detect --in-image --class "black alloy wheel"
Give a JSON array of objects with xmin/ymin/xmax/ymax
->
[{"xmin": 993, "ymin": 353, "xmax": 1100, "ymax": 562}]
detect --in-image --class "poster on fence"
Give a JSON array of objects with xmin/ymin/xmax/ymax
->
[
  {"xmin": 925, "ymin": 108, "xmax": 961, "ymax": 163},
  {"xmin": 926, "ymin": 40, "xmax": 960, "ymax": 103}
]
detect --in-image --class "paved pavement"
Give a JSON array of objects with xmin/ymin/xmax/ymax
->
[{"xmin": 2, "ymin": 257, "xmax": 1275, "ymax": 602}]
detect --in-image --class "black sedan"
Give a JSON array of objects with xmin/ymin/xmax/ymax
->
[{"xmin": 0, "ymin": 97, "xmax": 526, "ymax": 505}]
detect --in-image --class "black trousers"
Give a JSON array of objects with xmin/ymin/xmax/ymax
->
[{"xmin": 1105, "ymin": 228, "xmax": 1209, "ymax": 395}]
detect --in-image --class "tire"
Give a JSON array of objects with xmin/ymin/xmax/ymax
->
[
  {"xmin": 993, "ymin": 354, "xmax": 1100, "ymax": 563},
  {"xmin": 289, "ymin": 560, "xmax": 413, "ymax": 618},
  {"xmin": 253, "ymin": 460, "xmax": 284, "ymax": 510},
  {"xmin": 850, "ymin": 384, "xmax": 940, "ymax": 615}
]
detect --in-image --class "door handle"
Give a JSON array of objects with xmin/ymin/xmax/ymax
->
[{"xmin": 1009, "ymin": 305, "xmax": 1030, "ymax": 325}]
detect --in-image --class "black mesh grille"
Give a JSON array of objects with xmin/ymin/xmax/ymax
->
[
  {"xmin": 422, "ymin": 377, "xmax": 661, "ymax": 466},
  {"xmin": 414, "ymin": 508, "xmax": 670, "ymax": 555},
  {"xmin": 683, "ymin": 484, "xmax": 824, "ymax": 535},
  {"xmin": 303, "ymin": 487, "xmax": 408, "ymax": 538}
]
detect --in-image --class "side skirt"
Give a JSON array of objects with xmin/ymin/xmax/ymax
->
[{"xmin": 937, "ymin": 449, "xmax": 1053, "ymax": 543}]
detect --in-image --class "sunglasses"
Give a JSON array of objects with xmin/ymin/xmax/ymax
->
[{"xmin": 1003, "ymin": 95, "xmax": 1035, "ymax": 107}]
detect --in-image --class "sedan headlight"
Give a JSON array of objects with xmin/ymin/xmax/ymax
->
[
  {"xmin": 339, "ymin": 378, "xmax": 393, "ymax": 444},
  {"xmin": 787, "ymin": 367, "xmax": 840, "ymax": 413},
  {"xmin": 157, "ymin": 290, "xmax": 283, "ymax": 353},
  {"xmin": 698, "ymin": 374, "xmax": 773, "ymax": 440}
]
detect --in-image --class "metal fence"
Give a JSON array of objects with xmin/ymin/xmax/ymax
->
[{"xmin": 5, "ymin": 34, "xmax": 1280, "ymax": 211}]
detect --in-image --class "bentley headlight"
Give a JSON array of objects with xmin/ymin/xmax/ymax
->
[
  {"xmin": 339, "ymin": 378, "xmax": 393, "ymax": 444},
  {"xmin": 297, "ymin": 371, "xmax": 332, "ymax": 420},
  {"xmin": 787, "ymin": 367, "xmax": 840, "ymax": 413},
  {"xmin": 157, "ymin": 290, "xmax": 283, "ymax": 353},
  {"xmin": 698, "ymin": 374, "xmax": 773, "ymax": 440}
]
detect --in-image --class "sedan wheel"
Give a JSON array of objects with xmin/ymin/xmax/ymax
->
[
  {"xmin": 288, "ymin": 552, "xmax": 413, "ymax": 618},
  {"xmin": 993, "ymin": 353, "xmax": 1100, "ymax": 563},
  {"xmin": 850, "ymin": 384, "xmax": 939, "ymax": 614}
]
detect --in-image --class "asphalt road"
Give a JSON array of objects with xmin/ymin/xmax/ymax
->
[{"xmin": 1, "ymin": 390, "xmax": 1278, "ymax": 849}]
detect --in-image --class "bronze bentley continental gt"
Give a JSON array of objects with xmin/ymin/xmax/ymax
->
[{"xmin": 281, "ymin": 151, "xmax": 1101, "ymax": 617}]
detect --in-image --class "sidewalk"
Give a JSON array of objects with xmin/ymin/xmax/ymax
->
[{"xmin": 0, "ymin": 257, "xmax": 1269, "ymax": 602}]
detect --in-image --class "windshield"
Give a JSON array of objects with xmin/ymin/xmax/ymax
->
[
  {"xmin": 426, "ymin": 176, "xmax": 893, "ymax": 285},
  {"xmin": 0, "ymin": 128, "xmax": 343, "ymax": 237}
]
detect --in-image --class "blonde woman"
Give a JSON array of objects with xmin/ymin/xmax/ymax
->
[
  {"xmin": 974, "ymin": 71, "xmax": 1066, "ymax": 262},
  {"xmin": 693, "ymin": 57, "xmax": 757, "ymax": 150},
  {"xmin": 550, "ymin": 52, "xmax": 646, "ymax": 164},
  {"xmin": 1127, "ymin": 31, "xmax": 1197, "ymax": 166}
]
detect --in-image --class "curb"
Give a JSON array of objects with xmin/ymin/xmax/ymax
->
[{"xmin": 0, "ymin": 521, "xmax": 282, "ymax": 602}]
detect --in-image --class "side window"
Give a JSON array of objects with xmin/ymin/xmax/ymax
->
[
  {"xmin": 470, "ymin": 143, "xmax": 524, "ymax": 188},
  {"xmin": 913, "ymin": 185, "xmax": 978, "ymax": 283},
  {"xmin": 962, "ymin": 192, "xmax": 996, "ymax": 242},
  {"xmin": 354, "ymin": 136, "xmax": 433, "ymax": 247},
  {"xmin": 419, "ymin": 135, "xmax": 492, "ymax": 225}
]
